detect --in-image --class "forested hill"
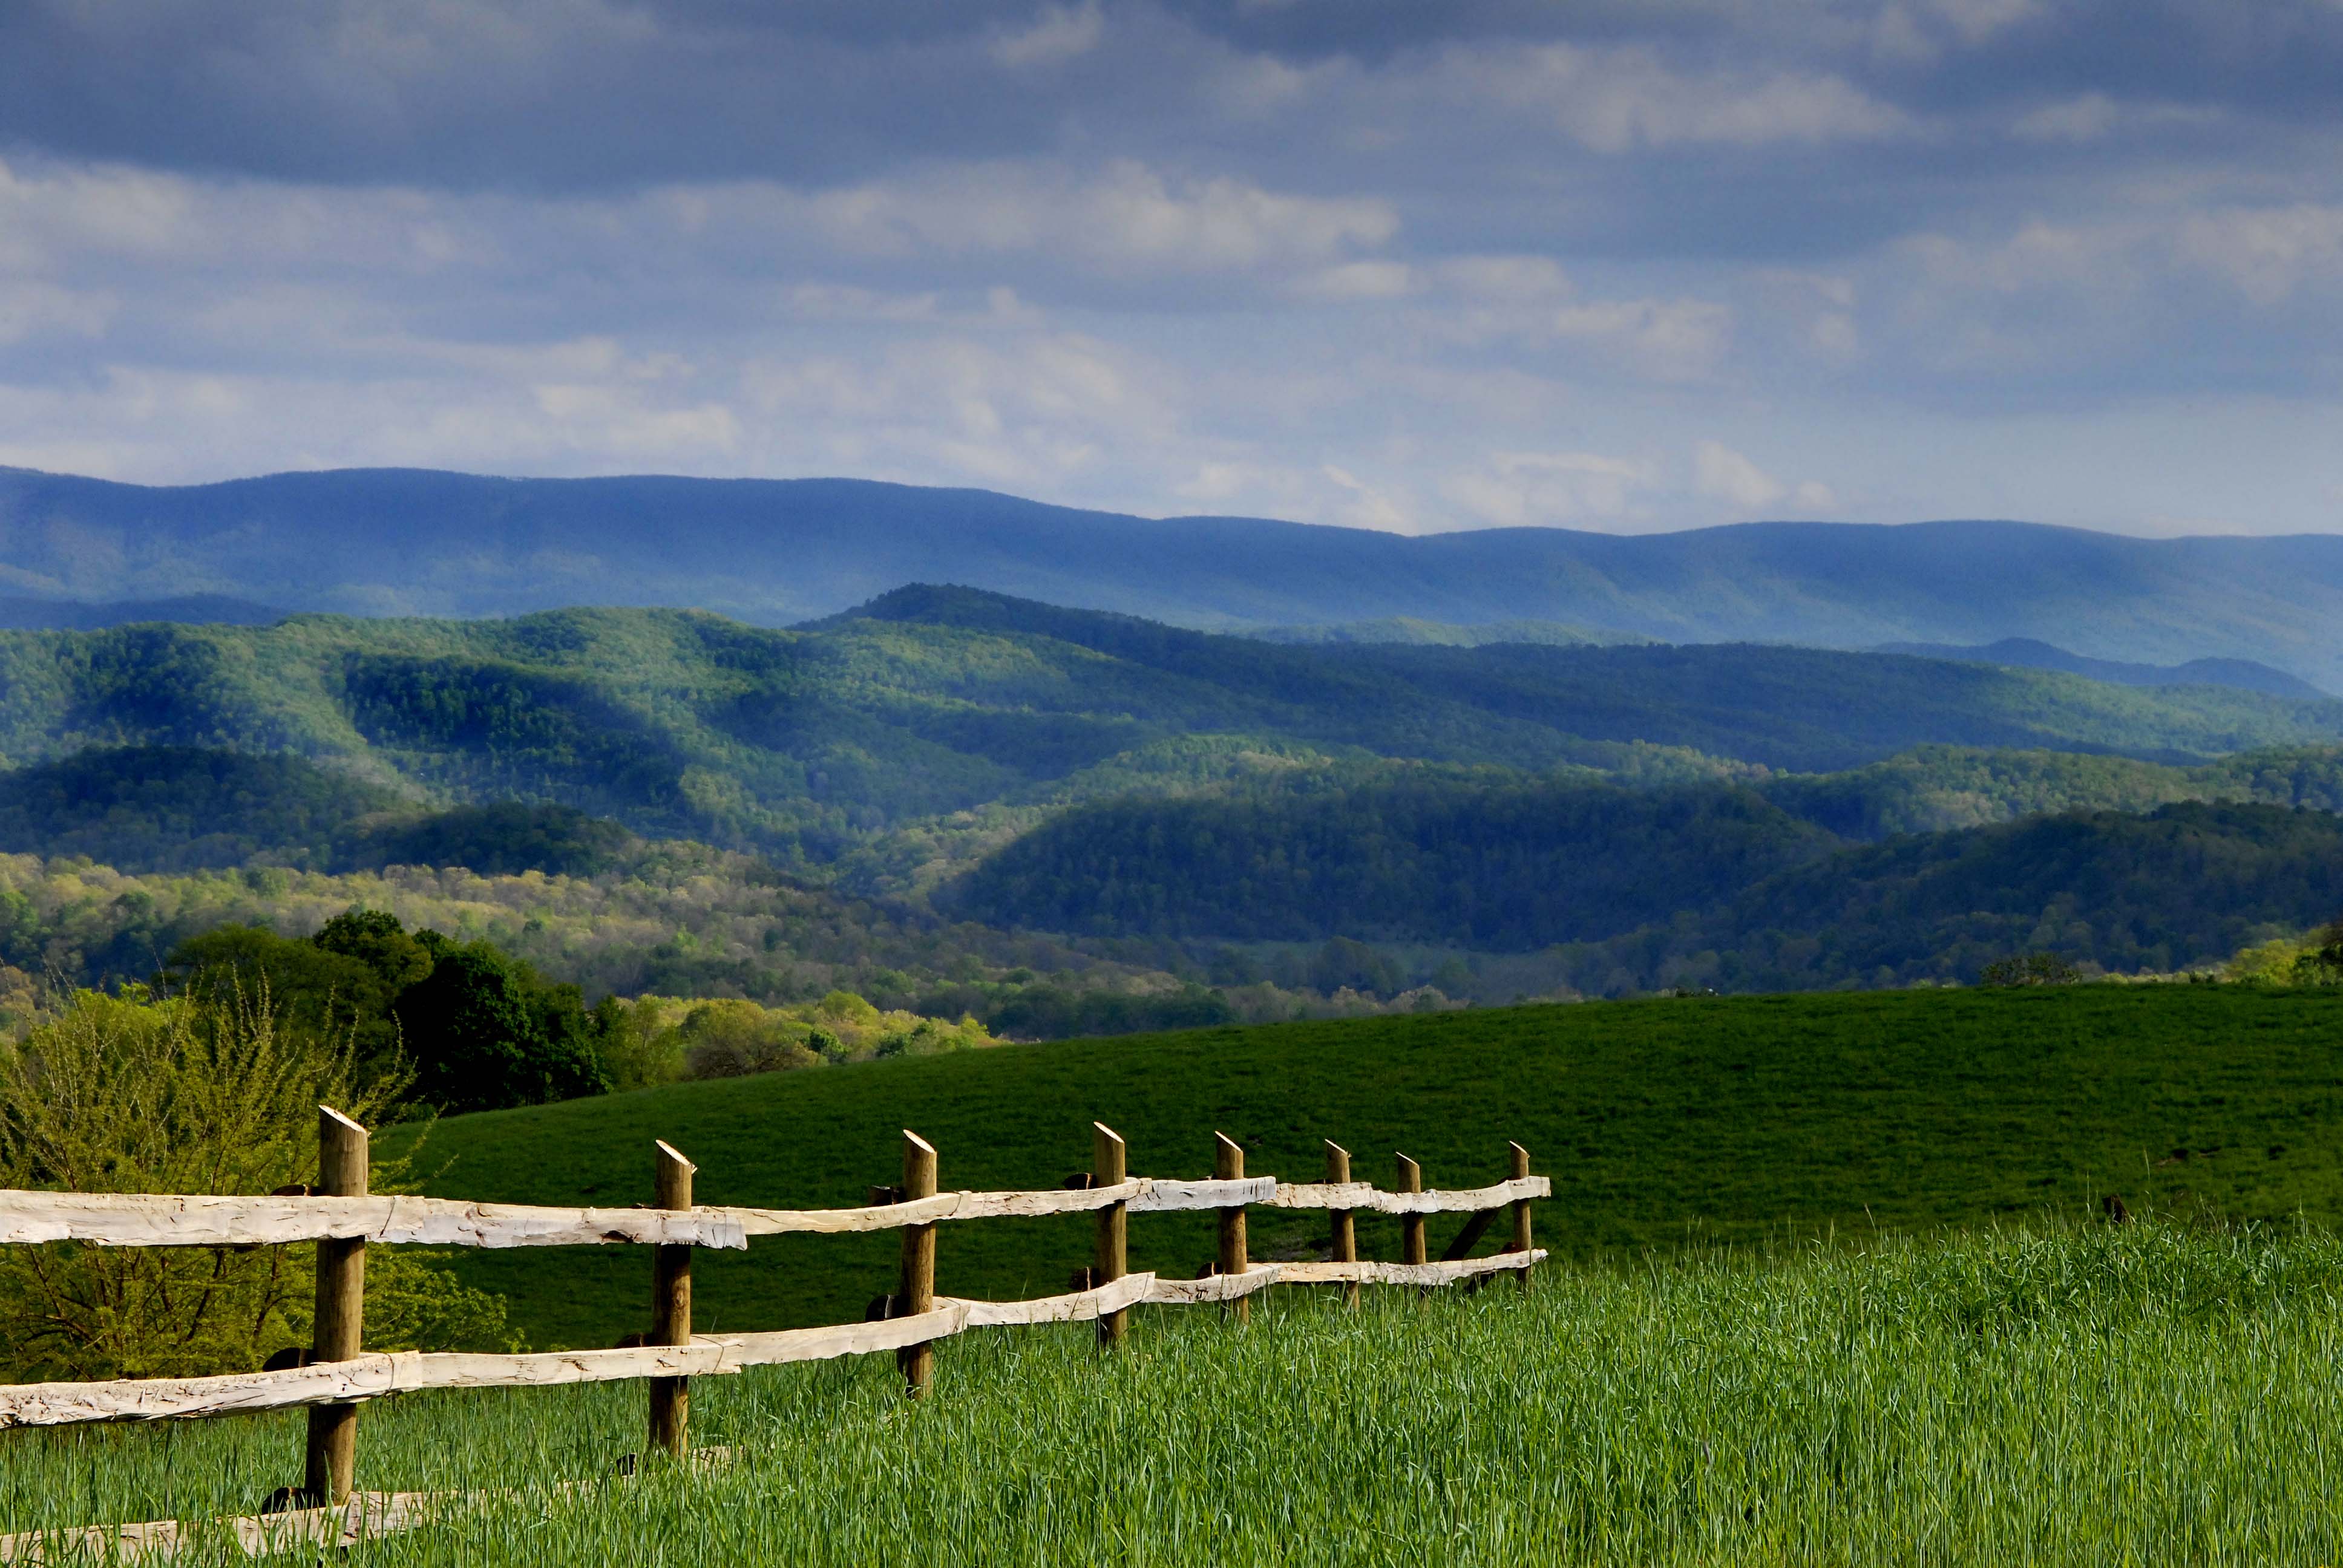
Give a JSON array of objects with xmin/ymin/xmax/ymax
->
[
  {"xmin": 3, "ymin": 466, "xmax": 2340, "ymax": 689},
  {"xmin": 1872, "ymin": 638, "xmax": 2327, "ymax": 699},
  {"xmin": 949, "ymin": 786, "xmax": 2343, "ymax": 990},
  {"xmin": 0, "ymin": 590, "xmax": 2337, "ymax": 871}
]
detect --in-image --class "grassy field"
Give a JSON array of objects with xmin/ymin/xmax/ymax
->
[
  {"xmin": 388, "ymin": 986, "xmax": 2343, "ymax": 1350},
  {"xmin": 6, "ymin": 1224, "xmax": 2343, "ymax": 1564}
]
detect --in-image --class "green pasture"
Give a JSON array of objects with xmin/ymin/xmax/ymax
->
[
  {"xmin": 7, "ymin": 1224, "xmax": 2343, "ymax": 1564},
  {"xmin": 392, "ymin": 986, "xmax": 2343, "ymax": 1350}
]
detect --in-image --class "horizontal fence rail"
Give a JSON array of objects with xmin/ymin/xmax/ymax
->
[
  {"xmin": 0, "ymin": 1193, "xmax": 752, "ymax": 1251},
  {"xmin": 1269, "ymin": 1176, "xmax": 1547, "ymax": 1215},
  {"xmin": 0, "ymin": 1254, "xmax": 1545, "ymax": 1430},
  {"xmin": 0, "ymin": 1176, "xmax": 1325, "ymax": 1250},
  {"xmin": 0, "ymin": 1109, "xmax": 1548, "ymax": 1543}
]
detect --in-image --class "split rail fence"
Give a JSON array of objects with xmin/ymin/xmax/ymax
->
[{"xmin": 0, "ymin": 1107, "xmax": 1547, "ymax": 1513}]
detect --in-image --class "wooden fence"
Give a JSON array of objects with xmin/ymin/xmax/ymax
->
[{"xmin": 0, "ymin": 1107, "xmax": 1547, "ymax": 1514}]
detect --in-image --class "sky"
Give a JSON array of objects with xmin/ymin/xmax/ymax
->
[{"xmin": 2, "ymin": 1, "xmax": 2342, "ymax": 537}]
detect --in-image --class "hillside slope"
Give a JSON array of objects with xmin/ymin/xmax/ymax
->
[
  {"xmin": 4, "ymin": 466, "xmax": 2341, "ymax": 687},
  {"xmin": 2, "ymin": 592, "xmax": 2332, "ymax": 866},
  {"xmin": 952, "ymin": 786, "xmax": 2343, "ymax": 982},
  {"xmin": 1875, "ymin": 637, "xmax": 2327, "ymax": 698},
  {"xmin": 398, "ymin": 987, "xmax": 2343, "ymax": 1348}
]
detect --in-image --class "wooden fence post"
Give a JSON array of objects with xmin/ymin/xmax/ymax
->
[
  {"xmin": 303, "ymin": 1106, "xmax": 368, "ymax": 1506},
  {"xmin": 1324, "ymin": 1139, "xmax": 1358, "ymax": 1309},
  {"xmin": 898, "ymin": 1131, "xmax": 939, "ymax": 1394},
  {"xmin": 1396, "ymin": 1152, "xmax": 1426, "ymax": 1267},
  {"xmin": 1214, "ymin": 1132, "xmax": 1248, "ymax": 1325},
  {"xmin": 1093, "ymin": 1123, "xmax": 1127, "ymax": 1349},
  {"xmin": 647, "ymin": 1140, "xmax": 694, "ymax": 1458},
  {"xmin": 1510, "ymin": 1141, "xmax": 1535, "ymax": 1290}
]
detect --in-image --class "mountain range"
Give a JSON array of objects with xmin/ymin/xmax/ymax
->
[
  {"xmin": 1, "ymin": 586, "xmax": 2336, "ymax": 872},
  {"xmin": 0, "ymin": 586, "xmax": 2336, "ymax": 999},
  {"xmin": 2, "ymin": 466, "xmax": 2339, "ymax": 691}
]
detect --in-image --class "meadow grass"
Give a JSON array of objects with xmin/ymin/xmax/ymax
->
[
  {"xmin": 7, "ymin": 1222, "xmax": 2343, "ymax": 1564},
  {"xmin": 395, "ymin": 986, "xmax": 2343, "ymax": 1348}
]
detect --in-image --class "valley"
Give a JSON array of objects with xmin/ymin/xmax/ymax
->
[{"xmin": 0, "ymin": 587, "xmax": 2334, "ymax": 1019}]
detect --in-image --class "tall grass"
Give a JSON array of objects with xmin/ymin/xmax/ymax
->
[{"xmin": 5, "ymin": 1223, "xmax": 2342, "ymax": 1564}]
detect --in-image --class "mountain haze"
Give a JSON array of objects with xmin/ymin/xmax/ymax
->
[{"xmin": 4, "ymin": 467, "xmax": 2340, "ymax": 689}]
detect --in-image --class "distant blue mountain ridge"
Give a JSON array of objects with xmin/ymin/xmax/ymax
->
[{"xmin": 1, "ymin": 465, "xmax": 2336, "ymax": 691}]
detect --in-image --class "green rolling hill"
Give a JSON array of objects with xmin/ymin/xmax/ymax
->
[
  {"xmin": 0, "ymin": 588, "xmax": 2335, "ymax": 874},
  {"xmin": 397, "ymin": 987, "xmax": 2343, "ymax": 1351},
  {"xmin": 0, "ymin": 587, "xmax": 2333, "ymax": 1007}
]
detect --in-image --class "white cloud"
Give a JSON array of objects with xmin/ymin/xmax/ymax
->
[
  {"xmin": 1694, "ymin": 440, "xmax": 1784, "ymax": 509},
  {"xmin": 1173, "ymin": 460, "xmax": 1276, "ymax": 505},
  {"xmin": 1319, "ymin": 464, "xmax": 1414, "ymax": 532},
  {"xmin": 1551, "ymin": 298, "xmax": 1734, "ymax": 382},
  {"xmin": 1444, "ymin": 451, "xmax": 1657, "ymax": 528},
  {"xmin": 801, "ymin": 160, "xmax": 1399, "ymax": 275},
  {"xmin": 1439, "ymin": 255, "xmax": 1572, "ymax": 302},
  {"xmin": 2012, "ymin": 93, "xmax": 2121, "ymax": 143},
  {"xmin": 1690, "ymin": 443, "xmax": 1835, "ymax": 517},
  {"xmin": 782, "ymin": 283, "xmax": 942, "ymax": 323},
  {"xmin": 1450, "ymin": 44, "xmax": 1912, "ymax": 152},
  {"xmin": 2011, "ymin": 93, "xmax": 2221, "ymax": 144},
  {"xmin": 0, "ymin": 157, "xmax": 200, "ymax": 266},
  {"xmin": 2178, "ymin": 204, "xmax": 2343, "ymax": 305},
  {"xmin": 1869, "ymin": 0, "xmax": 2039, "ymax": 62},
  {"xmin": 1294, "ymin": 260, "xmax": 1415, "ymax": 301},
  {"xmin": 1925, "ymin": 0, "xmax": 2040, "ymax": 44},
  {"xmin": 1896, "ymin": 220, "xmax": 2126, "ymax": 295},
  {"xmin": 531, "ymin": 383, "xmax": 743, "ymax": 459},
  {"xmin": 740, "ymin": 332, "xmax": 1178, "ymax": 491},
  {"xmin": 1807, "ymin": 312, "xmax": 1861, "ymax": 359},
  {"xmin": 0, "ymin": 280, "xmax": 116, "ymax": 344},
  {"xmin": 990, "ymin": 3, "xmax": 1104, "ymax": 67}
]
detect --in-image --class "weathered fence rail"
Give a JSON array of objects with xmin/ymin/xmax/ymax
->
[
  {"xmin": 0, "ymin": 1107, "xmax": 1547, "ymax": 1535},
  {"xmin": 0, "ymin": 1175, "xmax": 1544, "ymax": 1251}
]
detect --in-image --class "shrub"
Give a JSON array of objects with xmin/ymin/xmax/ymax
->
[
  {"xmin": 0, "ymin": 981, "xmax": 510, "ymax": 1381},
  {"xmin": 1980, "ymin": 952, "xmax": 2081, "ymax": 987},
  {"xmin": 673, "ymin": 999, "xmax": 821, "ymax": 1079}
]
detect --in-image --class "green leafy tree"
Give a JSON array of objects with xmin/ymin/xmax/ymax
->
[
  {"xmin": 2292, "ymin": 917, "xmax": 2343, "ymax": 985},
  {"xmin": 165, "ymin": 923, "xmax": 410, "ymax": 1077},
  {"xmin": 1979, "ymin": 952, "xmax": 2082, "ymax": 987},
  {"xmin": 310, "ymin": 907, "xmax": 434, "ymax": 993},
  {"xmin": 395, "ymin": 934, "xmax": 611, "ymax": 1111},
  {"xmin": 0, "ymin": 981, "xmax": 510, "ymax": 1380}
]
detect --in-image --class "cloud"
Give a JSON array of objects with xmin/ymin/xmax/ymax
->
[
  {"xmin": 1444, "ymin": 451, "xmax": 1657, "ymax": 528},
  {"xmin": 1440, "ymin": 256, "xmax": 1572, "ymax": 302},
  {"xmin": 1693, "ymin": 442, "xmax": 1834, "ymax": 515},
  {"xmin": 2178, "ymin": 204, "xmax": 2343, "ymax": 305},
  {"xmin": 1898, "ymin": 221, "xmax": 2122, "ymax": 295},
  {"xmin": 0, "ymin": 279, "xmax": 115, "ymax": 344},
  {"xmin": 1694, "ymin": 441, "xmax": 1785, "ymax": 509},
  {"xmin": 992, "ymin": 4, "xmax": 1105, "ymax": 67},
  {"xmin": 1550, "ymin": 299, "xmax": 1735, "ymax": 382},
  {"xmin": 739, "ymin": 332, "xmax": 1180, "ymax": 491},
  {"xmin": 1450, "ymin": 43, "xmax": 1913, "ymax": 152},
  {"xmin": 4, "ymin": 1, "xmax": 2343, "ymax": 538},
  {"xmin": 2010, "ymin": 92, "xmax": 2223, "ymax": 144},
  {"xmin": 800, "ymin": 160, "xmax": 1399, "ymax": 276},
  {"xmin": 1319, "ymin": 464, "xmax": 1414, "ymax": 532},
  {"xmin": 2011, "ymin": 93, "xmax": 2122, "ymax": 143},
  {"xmin": 1294, "ymin": 260, "xmax": 1415, "ymax": 301}
]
